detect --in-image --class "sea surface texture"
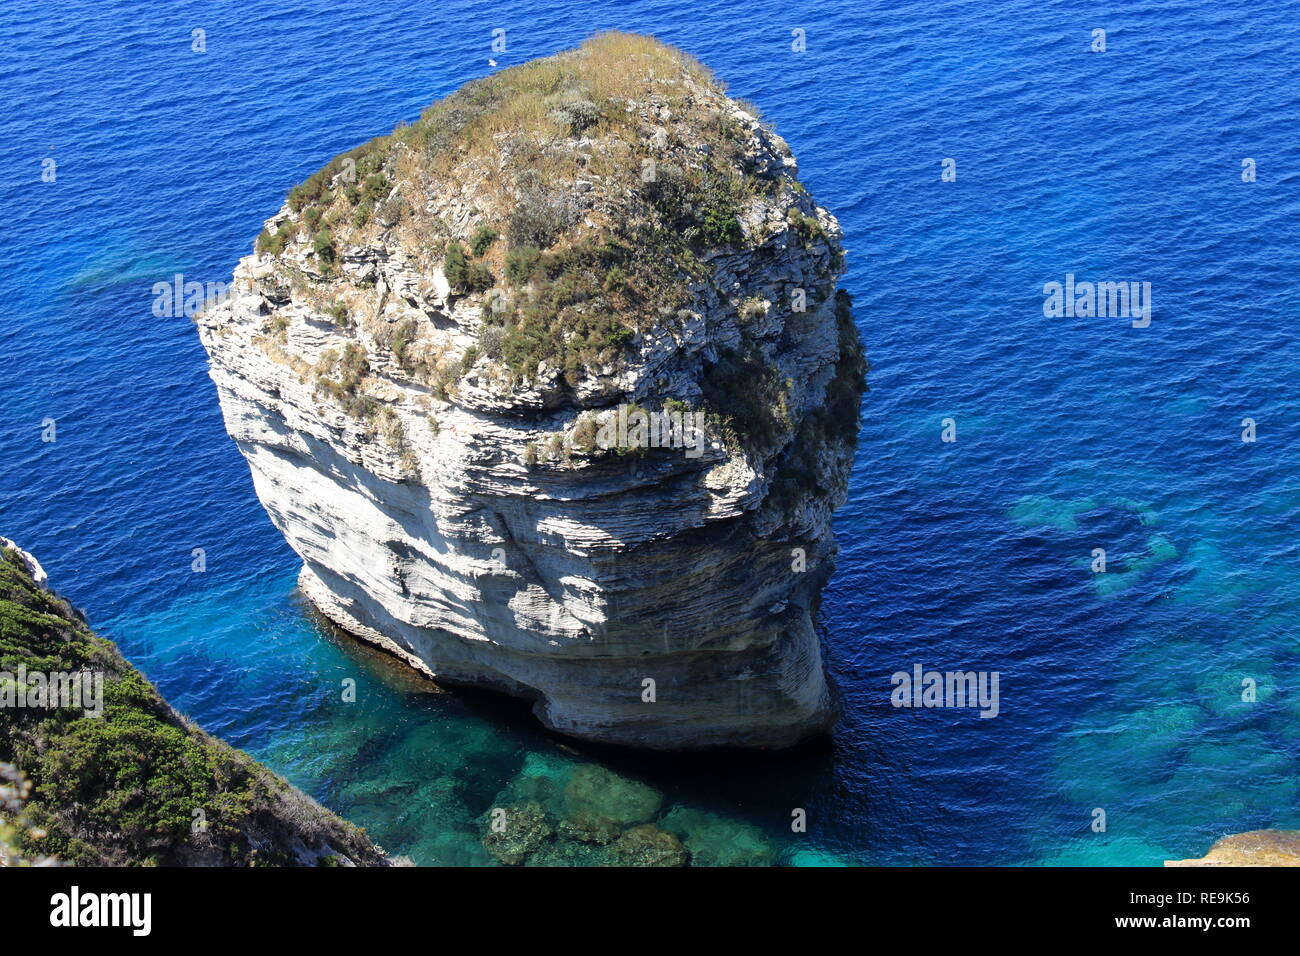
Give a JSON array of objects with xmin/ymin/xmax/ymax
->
[{"xmin": 2, "ymin": 0, "xmax": 1297, "ymax": 865}]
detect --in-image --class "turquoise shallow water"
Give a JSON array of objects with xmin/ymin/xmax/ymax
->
[{"xmin": 1, "ymin": 0, "xmax": 1298, "ymax": 864}]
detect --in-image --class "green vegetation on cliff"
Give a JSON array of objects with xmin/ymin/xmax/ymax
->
[{"xmin": 0, "ymin": 547, "xmax": 386, "ymax": 866}]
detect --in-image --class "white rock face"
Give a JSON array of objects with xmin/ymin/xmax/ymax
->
[
  {"xmin": 198, "ymin": 51, "xmax": 865, "ymax": 749},
  {"xmin": 0, "ymin": 538, "xmax": 48, "ymax": 589}
]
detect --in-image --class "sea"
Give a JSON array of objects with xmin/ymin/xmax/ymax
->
[{"xmin": 2, "ymin": 0, "xmax": 1298, "ymax": 864}]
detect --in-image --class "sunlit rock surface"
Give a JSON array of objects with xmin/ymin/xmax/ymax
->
[{"xmin": 1165, "ymin": 830, "xmax": 1300, "ymax": 866}]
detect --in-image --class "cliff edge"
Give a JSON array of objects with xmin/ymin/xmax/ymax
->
[{"xmin": 0, "ymin": 541, "xmax": 389, "ymax": 866}]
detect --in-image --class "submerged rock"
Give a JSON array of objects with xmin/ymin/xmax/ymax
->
[
  {"xmin": 491, "ymin": 750, "xmax": 576, "ymax": 818},
  {"xmin": 481, "ymin": 801, "xmax": 554, "ymax": 865},
  {"xmin": 480, "ymin": 750, "xmax": 786, "ymax": 866},
  {"xmin": 563, "ymin": 764, "xmax": 662, "ymax": 826},
  {"xmin": 558, "ymin": 812, "xmax": 623, "ymax": 846},
  {"xmin": 525, "ymin": 839, "xmax": 616, "ymax": 867},
  {"xmin": 197, "ymin": 32, "xmax": 867, "ymax": 749},
  {"xmin": 660, "ymin": 806, "xmax": 777, "ymax": 866},
  {"xmin": 612, "ymin": 824, "xmax": 688, "ymax": 866}
]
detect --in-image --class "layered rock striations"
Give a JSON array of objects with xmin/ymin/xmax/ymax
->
[{"xmin": 198, "ymin": 33, "xmax": 867, "ymax": 749}]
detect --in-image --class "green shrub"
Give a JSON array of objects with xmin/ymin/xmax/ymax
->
[
  {"xmin": 697, "ymin": 201, "xmax": 743, "ymax": 247},
  {"xmin": 603, "ymin": 265, "xmax": 628, "ymax": 292},
  {"xmin": 377, "ymin": 196, "xmax": 408, "ymax": 223},
  {"xmin": 470, "ymin": 225, "xmax": 499, "ymax": 256},
  {"xmin": 312, "ymin": 229, "xmax": 336, "ymax": 262},
  {"xmin": 639, "ymin": 162, "xmax": 691, "ymax": 219},
  {"xmin": 641, "ymin": 166, "xmax": 744, "ymax": 249},
  {"xmin": 288, "ymin": 135, "xmax": 391, "ymax": 210},
  {"xmin": 314, "ymin": 342, "xmax": 371, "ymax": 414},
  {"xmin": 363, "ymin": 173, "xmax": 390, "ymax": 201},
  {"xmin": 256, "ymin": 228, "xmax": 282, "ymax": 256},
  {"xmin": 505, "ymin": 245, "xmax": 541, "ymax": 284},
  {"xmin": 344, "ymin": 393, "xmax": 378, "ymax": 419},
  {"xmin": 287, "ymin": 183, "xmax": 313, "ymax": 213},
  {"xmin": 571, "ymin": 414, "xmax": 598, "ymax": 452},
  {"xmin": 339, "ymin": 341, "xmax": 368, "ymax": 382},
  {"xmin": 702, "ymin": 346, "xmax": 791, "ymax": 450},
  {"xmin": 390, "ymin": 318, "xmax": 417, "ymax": 367},
  {"xmin": 444, "ymin": 242, "xmax": 494, "ymax": 293},
  {"xmin": 549, "ymin": 98, "xmax": 601, "ymax": 135},
  {"xmin": 507, "ymin": 187, "xmax": 580, "ymax": 249},
  {"xmin": 493, "ymin": 236, "xmax": 677, "ymax": 380},
  {"xmin": 408, "ymin": 74, "xmax": 509, "ymax": 158},
  {"xmin": 788, "ymin": 209, "xmax": 825, "ymax": 246},
  {"xmin": 465, "ymin": 260, "xmax": 494, "ymax": 292},
  {"xmin": 444, "ymin": 242, "xmax": 468, "ymax": 288},
  {"xmin": 428, "ymin": 361, "xmax": 460, "ymax": 399},
  {"xmin": 255, "ymin": 220, "xmax": 296, "ymax": 256}
]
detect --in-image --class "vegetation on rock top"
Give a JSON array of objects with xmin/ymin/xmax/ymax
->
[
  {"xmin": 259, "ymin": 33, "xmax": 819, "ymax": 388},
  {"xmin": 248, "ymin": 31, "xmax": 865, "ymax": 485}
]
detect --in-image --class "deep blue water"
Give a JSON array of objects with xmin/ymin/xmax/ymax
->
[{"xmin": 2, "ymin": 0, "xmax": 1298, "ymax": 865}]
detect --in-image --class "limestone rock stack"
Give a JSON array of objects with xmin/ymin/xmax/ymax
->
[{"xmin": 198, "ymin": 33, "xmax": 867, "ymax": 749}]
